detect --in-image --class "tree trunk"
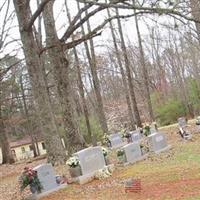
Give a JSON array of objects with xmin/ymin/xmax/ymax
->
[
  {"xmin": 107, "ymin": 7, "xmax": 135, "ymax": 130},
  {"xmin": 0, "ymin": 132, "xmax": 15, "ymax": 164},
  {"xmin": 42, "ymin": 0, "xmax": 86, "ymax": 155},
  {"xmin": 35, "ymin": 137, "xmax": 40, "ymax": 156},
  {"xmin": 65, "ymin": 0, "xmax": 96, "ymax": 145},
  {"xmin": 75, "ymin": 51, "xmax": 97, "ymax": 145},
  {"xmin": 77, "ymin": 1, "xmax": 108, "ymax": 133},
  {"xmin": 190, "ymin": 0, "xmax": 200, "ymax": 43},
  {"xmin": 0, "ymin": 103, "xmax": 14, "ymax": 164},
  {"xmin": 133, "ymin": 2, "xmax": 154, "ymax": 122},
  {"xmin": 76, "ymin": 1, "xmax": 109, "ymax": 134},
  {"xmin": 13, "ymin": 0, "xmax": 66, "ymax": 165},
  {"xmin": 19, "ymin": 75, "xmax": 37, "ymax": 157},
  {"xmin": 115, "ymin": 8, "xmax": 142, "ymax": 127}
]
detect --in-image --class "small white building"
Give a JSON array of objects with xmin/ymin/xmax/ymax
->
[
  {"xmin": 0, "ymin": 136, "xmax": 66, "ymax": 164},
  {"xmin": 0, "ymin": 137, "xmax": 47, "ymax": 163}
]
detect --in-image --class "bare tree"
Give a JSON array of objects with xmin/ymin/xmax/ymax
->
[
  {"xmin": 13, "ymin": 0, "xmax": 67, "ymax": 165},
  {"xmin": 190, "ymin": 0, "xmax": 200, "ymax": 43},
  {"xmin": 42, "ymin": 0, "xmax": 86, "ymax": 154},
  {"xmin": 76, "ymin": 1, "xmax": 109, "ymax": 133},
  {"xmin": 115, "ymin": 7, "xmax": 142, "ymax": 127},
  {"xmin": 133, "ymin": 0, "xmax": 154, "ymax": 122},
  {"xmin": 65, "ymin": 0, "xmax": 96, "ymax": 146},
  {"xmin": 107, "ymin": 6, "xmax": 136, "ymax": 129}
]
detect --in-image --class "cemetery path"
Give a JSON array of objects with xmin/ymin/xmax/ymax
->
[{"xmin": 1, "ymin": 122, "xmax": 200, "ymax": 200}]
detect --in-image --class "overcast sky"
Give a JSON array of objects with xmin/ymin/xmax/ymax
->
[{"xmin": 0, "ymin": 0, "xmax": 194, "ymax": 61}]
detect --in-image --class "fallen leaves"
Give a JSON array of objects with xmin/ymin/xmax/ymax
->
[{"xmin": 1, "ymin": 123, "xmax": 200, "ymax": 200}]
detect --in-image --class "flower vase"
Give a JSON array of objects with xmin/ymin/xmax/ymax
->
[
  {"xmin": 104, "ymin": 156, "xmax": 110, "ymax": 165},
  {"xmin": 118, "ymin": 155, "xmax": 126, "ymax": 163},
  {"xmin": 69, "ymin": 165, "xmax": 82, "ymax": 178},
  {"xmin": 141, "ymin": 146, "xmax": 149, "ymax": 155},
  {"xmin": 30, "ymin": 184, "xmax": 39, "ymax": 194}
]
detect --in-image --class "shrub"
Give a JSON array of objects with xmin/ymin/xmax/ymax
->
[
  {"xmin": 155, "ymin": 99, "xmax": 186, "ymax": 126},
  {"xmin": 79, "ymin": 115, "xmax": 103, "ymax": 143}
]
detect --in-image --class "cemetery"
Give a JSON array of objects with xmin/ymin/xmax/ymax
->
[
  {"xmin": 2, "ymin": 0, "xmax": 200, "ymax": 199},
  {"xmin": 2, "ymin": 119, "xmax": 200, "ymax": 200},
  {"xmin": 1, "ymin": 1, "xmax": 200, "ymax": 199}
]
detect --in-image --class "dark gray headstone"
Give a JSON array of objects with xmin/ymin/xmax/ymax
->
[
  {"xmin": 178, "ymin": 117, "xmax": 187, "ymax": 127},
  {"xmin": 33, "ymin": 164, "xmax": 58, "ymax": 193},
  {"xmin": 74, "ymin": 146, "xmax": 106, "ymax": 175},
  {"xmin": 109, "ymin": 133, "xmax": 124, "ymax": 148},
  {"xmin": 122, "ymin": 142, "xmax": 142, "ymax": 163},
  {"xmin": 130, "ymin": 130, "xmax": 142, "ymax": 142},
  {"xmin": 148, "ymin": 132, "xmax": 170, "ymax": 153}
]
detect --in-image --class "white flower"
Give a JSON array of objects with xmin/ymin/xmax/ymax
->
[
  {"xmin": 66, "ymin": 156, "xmax": 80, "ymax": 167},
  {"xmin": 101, "ymin": 147, "xmax": 108, "ymax": 156},
  {"xmin": 94, "ymin": 167, "xmax": 112, "ymax": 179}
]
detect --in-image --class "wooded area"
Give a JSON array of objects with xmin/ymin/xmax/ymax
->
[{"xmin": 0, "ymin": 0, "xmax": 200, "ymax": 165}]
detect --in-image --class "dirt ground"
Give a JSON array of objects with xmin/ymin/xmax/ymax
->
[{"xmin": 1, "ymin": 121, "xmax": 200, "ymax": 200}]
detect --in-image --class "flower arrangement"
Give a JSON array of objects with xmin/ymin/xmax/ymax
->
[
  {"xmin": 94, "ymin": 167, "xmax": 112, "ymax": 179},
  {"xmin": 143, "ymin": 124, "xmax": 151, "ymax": 136},
  {"xmin": 66, "ymin": 156, "xmax": 80, "ymax": 168},
  {"xmin": 140, "ymin": 138, "xmax": 149, "ymax": 154},
  {"xmin": 102, "ymin": 133, "xmax": 111, "ymax": 147},
  {"xmin": 103, "ymin": 133, "xmax": 109, "ymax": 143},
  {"xmin": 117, "ymin": 149, "xmax": 125, "ymax": 157},
  {"xmin": 119, "ymin": 128, "xmax": 126, "ymax": 138},
  {"xmin": 19, "ymin": 167, "xmax": 43, "ymax": 193},
  {"xmin": 101, "ymin": 147, "xmax": 108, "ymax": 157}
]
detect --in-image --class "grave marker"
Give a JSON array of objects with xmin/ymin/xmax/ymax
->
[
  {"xmin": 33, "ymin": 164, "xmax": 58, "ymax": 193},
  {"xmin": 74, "ymin": 146, "xmax": 106, "ymax": 175},
  {"xmin": 178, "ymin": 117, "xmax": 187, "ymax": 128},
  {"xmin": 109, "ymin": 133, "xmax": 125, "ymax": 148},
  {"xmin": 148, "ymin": 132, "xmax": 171, "ymax": 153},
  {"xmin": 73, "ymin": 146, "xmax": 113, "ymax": 184},
  {"xmin": 130, "ymin": 130, "xmax": 142, "ymax": 142},
  {"xmin": 122, "ymin": 142, "xmax": 144, "ymax": 164}
]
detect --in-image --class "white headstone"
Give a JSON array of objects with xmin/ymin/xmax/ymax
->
[
  {"xmin": 109, "ymin": 133, "xmax": 124, "ymax": 148},
  {"xmin": 74, "ymin": 146, "xmax": 106, "ymax": 175},
  {"xmin": 148, "ymin": 132, "xmax": 170, "ymax": 153},
  {"xmin": 178, "ymin": 117, "xmax": 187, "ymax": 127},
  {"xmin": 33, "ymin": 164, "xmax": 58, "ymax": 193},
  {"xmin": 122, "ymin": 142, "xmax": 142, "ymax": 163},
  {"xmin": 130, "ymin": 130, "xmax": 142, "ymax": 142}
]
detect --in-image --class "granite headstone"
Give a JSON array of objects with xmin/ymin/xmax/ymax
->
[
  {"xmin": 122, "ymin": 142, "xmax": 143, "ymax": 163},
  {"xmin": 33, "ymin": 164, "xmax": 58, "ymax": 193},
  {"xmin": 130, "ymin": 130, "xmax": 142, "ymax": 142},
  {"xmin": 178, "ymin": 117, "xmax": 187, "ymax": 128},
  {"xmin": 74, "ymin": 146, "xmax": 106, "ymax": 175},
  {"xmin": 148, "ymin": 132, "xmax": 171, "ymax": 153},
  {"xmin": 109, "ymin": 133, "xmax": 124, "ymax": 148}
]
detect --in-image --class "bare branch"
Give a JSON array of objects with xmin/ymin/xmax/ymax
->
[
  {"xmin": 63, "ymin": 32, "xmax": 102, "ymax": 50},
  {"xmin": 77, "ymin": 0, "xmax": 199, "ymax": 23},
  {"xmin": 60, "ymin": 6, "xmax": 104, "ymax": 42},
  {"xmin": 0, "ymin": 0, "xmax": 11, "ymax": 47},
  {"xmin": 60, "ymin": 3, "xmax": 93, "ymax": 42},
  {"xmin": 41, "ymin": 11, "xmax": 151, "ymax": 54},
  {"xmin": 0, "ymin": 59, "xmax": 22, "ymax": 81},
  {"xmin": 60, "ymin": 0, "xmax": 127, "ymax": 42},
  {"xmin": 24, "ymin": 0, "xmax": 52, "ymax": 31}
]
